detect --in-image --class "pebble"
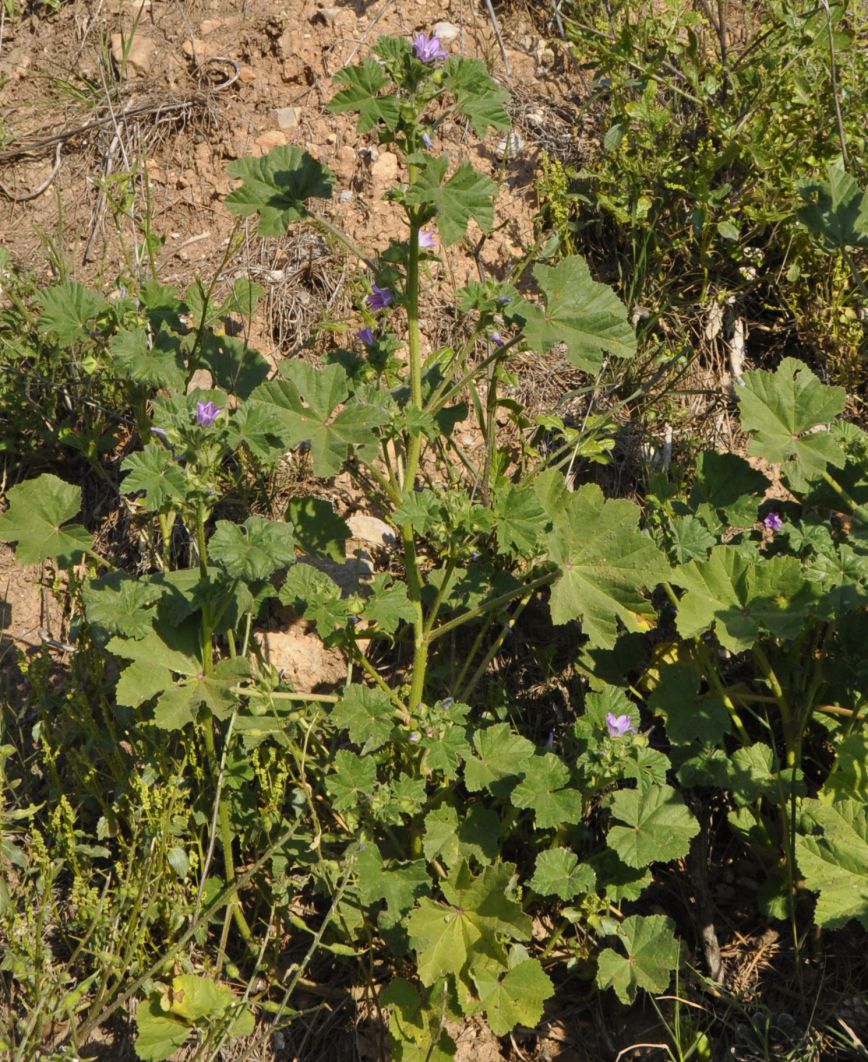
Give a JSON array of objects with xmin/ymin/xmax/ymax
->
[
  {"xmin": 110, "ymin": 33, "xmax": 155, "ymax": 76},
  {"xmin": 370, "ymin": 151, "xmax": 399, "ymax": 194},
  {"xmin": 276, "ymin": 106, "xmax": 301, "ymax": 130},
  {"xmin": 253, "ymin": 130, "xmax": 286, "ymax": 156},
  {"xmin": 495, "ymin": 131, "xmax": 526, "ymax": 160},
  {"xmin": 310, "ymin": 5, "xmax": 340, "ymax": 24},
  {"xmin": 432, "ymin": 20, "xmax": 459, "ymax": 44}
]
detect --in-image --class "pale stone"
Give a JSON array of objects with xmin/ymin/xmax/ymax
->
[
  {"xmin": 347, "ymin": 514, "xmax": 396, "ymax": 549},
  {"xmin": 238, "ymin": 65, "xmax": 257, "ymax": 83},
  {"xmin": 111, "ymin": 32, "xmax": 155, "ymax": 76},
  {"xmin": 257, "ymin": 626, "xmax": 346, "ymax": 690},
  {"xmin": 370, "ymin": 151, "xmax": 399, "ymax": 196},
  {"xmin": 432, "ymin": 21, "xmax": 459, "ymax": 44},
  {"xmin": 332, "ymin": 144, "xmax": 357, "ymax": 182},
  {"xmin": 276, "ymin": 106, "xmax": 301, "ymax": 130},
  {"xmin": 253, "ymin": 130, "xmax": 286, "ymax": 156}
]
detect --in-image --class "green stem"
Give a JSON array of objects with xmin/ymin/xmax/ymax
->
[
  {"xmin": 822, "ymin": 469, "xmax": 868, "ymax": 524},
  {"xmin": 458, "ymin": 593, "xmax": 533, "ymax": 703},
  {"xmin": 312, "ymin": 214, "xmax": 380, "ymax": 274},
  {"xmin": 752, "ymin": 643, "xmax": 795, "ymax": 766},
  {"xmin": 202, "ymin": 716, "xmax": 253, "ymax": 955},
  {"xmin": 400, "ymin": 217, "xmax": 429, "ymax": 713},
  {"xmin": 430, "ymin": 570, "xmax": 556, "ymax": 644}
]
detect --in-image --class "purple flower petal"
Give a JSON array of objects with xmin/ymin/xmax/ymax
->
[
  {"xmin": 356, "ymin": 326, "xmax": 375, "ymax": 346},
  {"xmin": 412, "ymin": 33, "xmax": 449, "ymax": 62},
  {"xmin": 366, "ymin": 284, "xmax": 393, "ymax": 311},
  {"xmin": 421, "ymin": 131, "xmax": 434, "ymax": 149},
  {"xmin": 605, "ymin": 712, "xmax": 637, "ymax": 738},
  {"xmin": 196, "ymin": 400, "xmax": 222, "ymax": 427},
  {"xmin": 490, "ymin": 331, "xmax": 504, "ymax": 346},
  {"xmin": 419, "ymin": 228, "xmax": 436, "ymax": 251},
  {"xmin": 763, "ymin": 511, "xmax": 784, "ymax": 532}
]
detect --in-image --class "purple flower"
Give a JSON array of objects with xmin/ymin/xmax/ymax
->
[
  {"xmin": 409, "ymin": 731, "xmax": 421, "ymax": 744},
  {"xmin": 490, "ymin": 331, "xmax": 504, "ymax": 346},
  {"xmin": 412, "ymin": 33, "xmax": 449, "ymax": 62},
  {"xmin": 367, "ymin": 284, "xmax": 393, "ymax": 311},
  {"xmin": 606, "ymin": 712, "xmax": 637, "ymax": 738},
  {"xmin": 356, "ymin": 326, "xmax": 375, "ymax": 346},
  {"xmin": 419, "ymin": 228, "xmax": 436, "ymax": 251},
  {"xmin": 763, "ymin": 511, "xmax": 784, "ymax": 532},
  {"xmin": 421, "ymin": 131, "xmax": 434, "ymax": 149},
  {"xmin": 196, "ymin": 400, "xmax": 221, "ymax": 427}
]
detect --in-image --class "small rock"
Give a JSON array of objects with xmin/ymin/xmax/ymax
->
[
  {"xmin": 276, "ymin": 106, "xmax": 301, "ymax": 130},
  {"xmin": 238, "ymin": 65, "xmax": 257, "ymax": 83},
  {"xmin": 495, "ymin": 131, "xmax": 525, "ymax": 160},
  {"xmin": 111, "ymin": 32, "xmax": 155, "ymax": 76},
  {"xmin": 370, "ymin": 151, "xmax": 399, "ymax": 195},
  {"xmin": 256, "ymin": 626, "xmax": 346, "ymax": 690},
  {"xmin": 187, "ymin": 368, "xmax": 213, "ymax": 393},
  {"xmin": 347, "ymin": 514, "xmax": 396, "ymax": 549},
  {"xmin": 339, "ymin": 190, "xmax": 353, "ymax": 203},
  {"xmin": 199, "ymin": 17, "xmax": 224, "ymax": 34},
  {"xmin": 432, "ymin": 21, "xmax": 459, "ymax": 44},
  {"xmin": 310, "ymin": 5, "xmax": 340, "ymax": 24},
  {"xmin": 253, "ymin": 130, "xmax": 286, "ymax": 155},
  {"xmin": 332, "ymin": 144, "xmax": 357, "ymax": 183}
]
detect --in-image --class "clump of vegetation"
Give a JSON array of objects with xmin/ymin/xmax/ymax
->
[
  {"xmin": 542, "ymin": 0, "xmax": 867, "ymax": 391},
  {"xmin": 0, "ymin": 24, "xmax": 866, "ymax": 1062}
]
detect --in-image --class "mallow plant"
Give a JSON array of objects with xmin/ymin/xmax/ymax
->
[{"xmin": 0, "ymin": 31, "xmax": 866, "ymax": 1060}]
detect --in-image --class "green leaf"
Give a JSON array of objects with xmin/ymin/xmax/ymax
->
[
  {"xmin": 493, "ymin": 484, "xmax": 549, "ymax": 557},
  {"xmin": 442, "ymin": 57, "xmax": 511, "ymax": 137},
  {"xmin": 0, "ymin": 474, "xmax": 91, "ymax": 565},
  {"xmin": 405, "ymin": 157, "xmax": 498, "ymax": 247},
  {"xmin": 355, "ymin": 845, "xmax": 430, "ymax": 924},
  {"xmin": 226, "ymin": 146, "xmax": 334, "ymax": 236},
  {"xmin": 506, "ymin": 256, "xmax": 636, "ymax": 372},
  {"xmin": 464, "ymin": 723, "xmax": 535, "ymax": 793},
  {"xmin": 135, "ymin": 995, "xmax": 189, "ymax": 1061},
  {"xmin": 673, "ymin": 546, "xmax": 820, "ymax": 652},
  {"xmin": 326, "ymin": 750, "xmax": 377, "ymax": 813},
  {"xmin": 822, "ymin": 732, "xmax": 868, "ymax": 803},
  {"xmin": 250, "ymin": 361, "xmax": 386, "ymax": 477},
  {"xmin": 327, "ymin": 58, "xmax": 400, "ymax": 133},
  {"xmin": 198, "ymin": 333, "xmax": 270, "ymax": 399},
  {"xmin": 543, "ymin": 483, "xmax": 663, "ymax": 648},
  {"xmin": 381, "ymin": 980, "xmax": 457, "ymax": 1062},
  {"xmin": 666, "ymin": 515, "xmax": 716, "ymax": 563},
  {"xmin": 36, "ymin": 281, "xmax": 109, "ymax": 343},
  {"xmin": 279, "ymin": 561, "xmax": 357, "ymax": 637},
  {"xmin": 393, "ymin": 490, "xmax": 443, "ymax": 533},
  {"xmin": 648, "ymin": 664, "xmax": 730, "ymax": 746},
  {"xmin": 738, "ymin": 359, "xmax": 846, "ymax": 490},
  {"xmin": 332, "ymin": 684, "xmax": 394, "ymax": 751},
  {"xmin": 441, "ymin": 861, "xmax": 531, "ymax": 940},
  {"xmin": 423, "ymin": 804, "xmax": 499, "ymax": 868},
  {"xmin": 227, "ymin": 402, "xmax": 288, "ymax": 465},
  {"xmin": 122, "ymin": 445, "xmax": 187, "ymax": 511},
  {"xmin": 407, "ymin": 896, "xmax": 481, "ymax": 985},
  {"xmin": 596, "ymin": 914, "xmax": 680, "ymax": 1004},
  {"xmin": 678, "ymin": 742, "xmax": 781, "ymax": 806},
  {"xmin": 511, "ymin": 754, "xmax": 583, "ymax": 828},
  {"xmin": 474, "ymin": 958, "xmax": 554, "ymax": 1037},
  {"xmin": 164, "ymin": 974, "xmax": 237, "ymax": 1022},
  {"xmin": 82, "ymin": 572, "xmax": 164, "ymax": 639},
  {"xmin": 153, "ymin": 657, "xmax": 248, "ymax": 729},
  {"xmin": 607, "ymin": 784, "xmax": 699, "ymax": 868},
  {"xmin": 796, "ymin": 157, "xmax": 868, "ymax": 249},
  {"xmin": 209, "ymin": 516, "xmax": 295, "ymax": 581},
  {"xmin": 688, "ymin": 451, "xmax": 770, "ymax": 531},
  {"xmin": 530, "ymin": 848, "xmax": 595, "ymax": 900},
  {"xmin": 111, "ymin": 326, "xmax": 186, "ymax": 391},
  {"xmin": 363, "ymin": 574, "xmax": 416, "ymax": 635},
  {"xmin": 287, "ymin": 496, "xmax": 350, "ymax": 563},
  {"xmin": 796, "ymin": 798, "xmax": 868, "ymax": 930}
]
